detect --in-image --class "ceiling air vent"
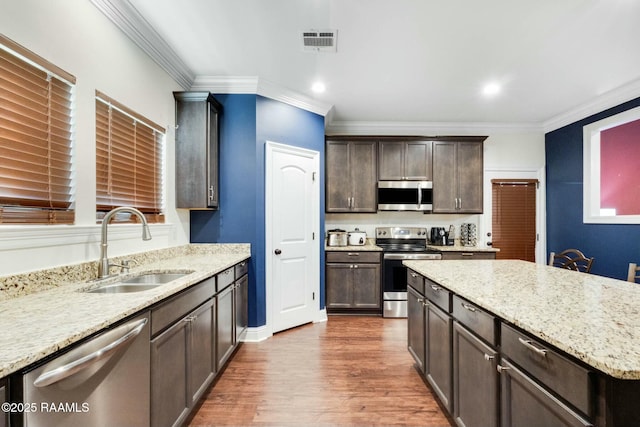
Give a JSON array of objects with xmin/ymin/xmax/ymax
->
[{"xmin": 302, "ymin": 30, "xmax": 337, "ymax": 52}]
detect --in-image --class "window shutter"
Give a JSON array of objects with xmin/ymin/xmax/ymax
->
[
  {"xmin": 95, "ymin": 91, "xmax": 164, "ymax": 223},
  {"xmin": 0, "ymin": 35, "xmax": 75, "ymax": 224},
  {"xmin": 491, "ymin": 179, "xmax": 537, "ymax": 261}
]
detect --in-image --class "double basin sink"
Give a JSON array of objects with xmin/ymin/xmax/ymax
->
[{"xmin": 84, "ymin": 271, "xmax": 193, "ymax": 294}]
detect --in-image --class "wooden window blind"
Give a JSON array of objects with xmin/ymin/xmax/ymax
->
[
  {"xmin": 491, "ymin": 179, "xmax": 537, "ymax": 262},
  {"xmin": 95, "ymin": 91, "xmax": 165, "ymax": 223},
  {"xmin": 0, "ymin": 35, "xmax": 75, "ymax": 224}
]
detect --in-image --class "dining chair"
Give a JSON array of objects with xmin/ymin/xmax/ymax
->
[
  {"xmin": 548, "ymin": 249, "xmax": 594, "ymax": 273},
  {"xmin": 627, "ymin": 263, "xmax": 640, "ymax": 283}
]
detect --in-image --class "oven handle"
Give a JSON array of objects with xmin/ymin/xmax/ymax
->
[{"xmin": 383, "ymin": 253, "xmax": 442, "ymax": 260}]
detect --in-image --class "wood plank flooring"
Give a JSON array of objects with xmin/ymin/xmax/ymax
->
[{"xmin": 187, "ymin": 316, "xmax": 454, "ymax": 427}]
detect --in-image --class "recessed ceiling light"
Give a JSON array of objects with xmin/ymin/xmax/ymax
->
[
  {"xmin": 311, "ymin": 81, "xmax": 326, "ymax": 93},
  {"xmin": 482, "ymin": 82, "xmax": 501, "ymax": 97}
]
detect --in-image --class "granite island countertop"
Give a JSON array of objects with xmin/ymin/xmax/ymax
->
[
  {"xmin": 0, "ymin": 244, "xmax": 250, "ymax": 378},
  {"xmin": 403, "ymin": 259, "xmax": 640, "ymax": 380}
]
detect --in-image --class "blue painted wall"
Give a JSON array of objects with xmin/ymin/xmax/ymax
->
[
  {"xmin": 546, "ymin": 96, "xmax": 640, "ymax": 279},
  {"xmin": 191, "ymin": 94, "xmax": 325, "ymax": 327}
]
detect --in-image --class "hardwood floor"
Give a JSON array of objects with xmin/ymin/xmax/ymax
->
[{"xmin": 187, "ymin": 316, "xmax": 454, "ymax": 427}]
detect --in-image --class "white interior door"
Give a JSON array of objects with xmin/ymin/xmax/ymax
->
[{"xmin": 266, "ymin": 142, "xmax": 319, "ymax": 334}]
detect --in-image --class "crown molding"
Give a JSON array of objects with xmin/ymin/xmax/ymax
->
[
  {"xmin": 191, "ymin": 76, "xmax": 334, "ymax": 117},
  {"xmin": 90, "ymin": 0, "xmax": 194, "ymax": 89},
  {"xmin": 325, "ymin": 120, "xmax": 543, "ymax": 136},
  {"xmin": 90, "ymin": 0, "xmax": 640, "ymax": 134},
  {"xmin": 543, "ymin": 77, "xmax": 640, "ymax": 133}
]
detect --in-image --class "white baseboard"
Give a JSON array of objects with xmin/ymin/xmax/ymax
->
[
  {"xmin": 241, "ymin": 308, "xmax": 327, "ymax": 342},
  {"xmin": 242, "ymin": 325, "xmax": 271, "ymax": 342},
  {"xmin": 315, "ymin": 308, "xmax": 328, "ymax": 323}
]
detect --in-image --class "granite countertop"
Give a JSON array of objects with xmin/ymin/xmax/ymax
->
[
  {"xmin": 325, "ymin": 238, "xmax": 383, "ymax": 251},
  {"xmin": 0, "ymin": 244, "xmax": 250, "ymax": 378},
  {"xmin": 404, "ymin": 259, "xmax": 640, "ymax": 380},
  {"xmin": 426, "ymin": 243, "xmax": 499, "ymax": 252}
]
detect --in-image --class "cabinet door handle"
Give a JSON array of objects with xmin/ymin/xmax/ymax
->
[
  {"xmin": 518, "ymin": 337, "xmax": 548, "ymax": 357},
  {"xmin": 461, "ymin": 302, "xmax": 477, "ymax": 312},
  {"xmin": 430, "ymin": 284, "xmax": 441, "ymax": 292},
  {"xmin": 497, "ymin": 365, "xmax": 511, "ymax": 373}
]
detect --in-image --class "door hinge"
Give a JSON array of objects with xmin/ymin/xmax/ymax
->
[
  {"xmin": 312, "ymin": 292, "xmax": 315, "ymax": 300},
  {"xmin": 312, "ymin": 232, "xmax": 315, "ymax": 240},
  {"xmin": 312, "ymin": 171, "xmax": 316, "ymax": 181}
]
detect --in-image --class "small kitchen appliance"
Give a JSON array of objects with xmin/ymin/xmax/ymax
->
[
  {"xmin": 347, "ymin": 228, "xmax": 367, "ymax": 246},
  {"xmin": 430, "ymin": 227, "xmax": 447, "ymax": 245},
  {"xmin": 376, "ymin": 227, "xmax": 441, "ymax": 317},
  {"xmin": 327, "ymin": 229, "xmax": 348, "ymax": 247}
]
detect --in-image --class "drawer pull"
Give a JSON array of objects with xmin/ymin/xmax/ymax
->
[
  {"xmin": 484, "ymin": 354, "xmax": 495, "ymax": 361},
  {"xmin": 410, "ymin": 272, "xmax": 418, "ymax": 278},
  {"xmin": 461, "ymin": 253, "xmax": 474, "ymax": 257},
  {"xmin": 430, "ymin": 284, "xmax": 441, "ymax": 292},
  {"xmin": 461, "ymin": 302, "xmax": 477, "ymax": 312},
  {"xmin": 347, "ymin": 253, "xmax": 360, "ymax": 257},
  {"xmin": 518, "ymin": 337, "xmax": 548, "ymax": 357}
]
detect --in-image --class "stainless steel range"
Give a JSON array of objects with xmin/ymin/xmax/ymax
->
[{"xmin": 376, "ymin": 227, "xmax": 441, "ymax": 317}]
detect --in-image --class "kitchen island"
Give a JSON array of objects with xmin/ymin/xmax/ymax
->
[{"xmin": 404, "ymin": 259, "xmax": 640, "ymax": 427}]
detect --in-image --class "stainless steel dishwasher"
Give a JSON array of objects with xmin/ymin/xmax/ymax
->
[{"xmin": 17, "ymin": 312, "xmax": 150, "ymax": 427}]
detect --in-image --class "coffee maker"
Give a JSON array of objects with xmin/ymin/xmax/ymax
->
[{"xmin": 430, "ymin": 227, "xmax": 447, "ymax": 245}]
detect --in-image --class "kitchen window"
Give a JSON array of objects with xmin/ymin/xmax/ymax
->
[
  {"xmin": 95, "ymin": 91, "xmax": 165, "ymax": 223},
  {"xmin": 0, "ymin": 35, "xmax": 75, "ymax": 224}
]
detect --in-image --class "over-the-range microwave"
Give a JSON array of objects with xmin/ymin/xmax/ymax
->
[{"xmin": 377, "ymin": 181, "xmax": 433, "ymax": 211}]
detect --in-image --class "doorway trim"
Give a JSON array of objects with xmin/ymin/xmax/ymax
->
[
  {"xmin": 265, "ymin": 141, "xmax": 323, "ymax": 338},
  {"xmin": 483, "ymin": 167, "xmax": 546, "ymax": 263}
]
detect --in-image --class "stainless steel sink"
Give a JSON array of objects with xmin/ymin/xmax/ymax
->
[
  {"xmin": 87, "ymin": 283, "xmax": 164, "ymax": 294},
  {"xmin": 122, "ymin": 272, "xmax": 190, "ymax": 284},
  {"xmin": 84, "ymin": 271, "xmax": 192, "ymax": 294}
]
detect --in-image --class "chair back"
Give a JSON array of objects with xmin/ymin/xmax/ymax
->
[
  {"xmin": 628, "ymin": 263, "xmax": 640, "ymax": 283},
  {"xmin": 548, "ymin": 249, "xmax": 594, "ymax": 273}
]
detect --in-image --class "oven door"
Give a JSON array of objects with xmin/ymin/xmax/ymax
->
[{"xmin": 382, "ymin": 252, "xmax": 441, "ymax": 317}]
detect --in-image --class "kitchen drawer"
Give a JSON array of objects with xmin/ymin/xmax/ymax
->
[
  {"xmin": 441, "ymin": 252, "xmax": 496, "ymax": 260},
  {"xmin": 235, "ymin": 259, "xmax": 249, "ymax": 279},
  {"xmin": 424, "ymin": 278, "xmax": 451, "ymax": 313},
  {"xmin": 326, "ymin": 251, "xmax": 381, "ymax": 264},
  {"xmin": 151, "ymin": 276, "xmax": 215, "ymax": 336},
  {"xmin": 501, "ymin": 323, "xmax": 593, "ymax": 417},
  {"xmin": 407, "ymin": 269, "xmax": 424, "ymax": 294},
  {"xmin": 216, "ymin": 266, "xmax": 235, "ymax": 292},
  {"xmin": 452, "ymin": 295, "xmax": 497, "ymax": 345}
]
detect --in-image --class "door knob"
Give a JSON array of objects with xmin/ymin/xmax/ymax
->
[{"xmin": 274, "ymin": 249, "xmax": 282, "ymax": 255}]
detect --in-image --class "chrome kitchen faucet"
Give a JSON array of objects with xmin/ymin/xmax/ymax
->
[{"xmin": 98, "ymin": 207, "xmax": 152, "ymax": 278}]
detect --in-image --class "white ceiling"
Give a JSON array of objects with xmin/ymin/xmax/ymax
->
[{"xmin": 118, "ymin": 0, "xmax": 640, "ymax": 132}]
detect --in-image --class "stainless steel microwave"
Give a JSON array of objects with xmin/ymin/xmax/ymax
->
[{"xmin": 377, "ymin": 181, "xmax": 433, "ymax": 211}]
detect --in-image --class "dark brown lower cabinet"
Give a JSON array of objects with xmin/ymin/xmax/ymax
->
[
  {"xmin": 216, "ymin": 283, "xmax": 235, "ymax": 369},
  {"xmin": 453, "ymin": 322, "xmax": 499, "ymax": 427},
  {"xmin": 499, "ymin": 359, "xmax": 592, "ymax": 427},
  {"xmin": 407, "ymin": 285, "xmax": 426, "ymax": 371},
  {"xmin": 326, "ymin": 251, "xmax": 381, "ymax": 313},
  {"xmin": 426, "ymin": 303, "xmax": 453, "ymax": 412},
  {"xmin": 151, "ymin": 299, "xmax": 215, "ymax": 427}
]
